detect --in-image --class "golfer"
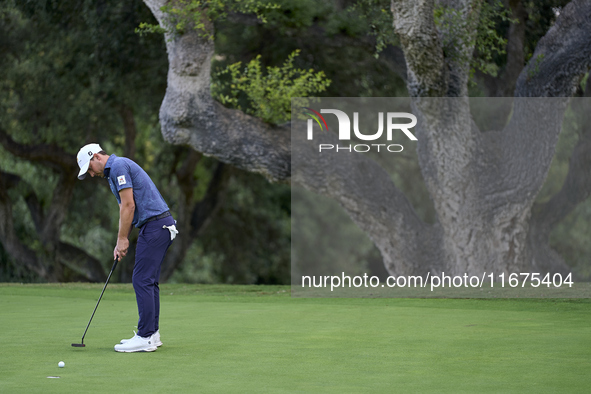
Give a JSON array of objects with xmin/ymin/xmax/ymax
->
[{"xmin": 76, "ymin": 143, "xmax": 178, "ymax": 352}]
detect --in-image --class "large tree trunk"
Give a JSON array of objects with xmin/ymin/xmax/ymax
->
[
  {"xmin": 413, "ymin": 97, "xmax": 570, "ymax": 276},
  {"xmin": 387, "ymin": 0, "xmax": 591, "ymax": 276}
]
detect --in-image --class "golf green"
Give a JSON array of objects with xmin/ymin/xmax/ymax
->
[{"xmin": 1, "ymin": 283, "xmax": 590, "ymax": 393}]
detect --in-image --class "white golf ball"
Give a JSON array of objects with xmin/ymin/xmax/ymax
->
[{"xmin": 58, "ymin": 361, "xmax": 65, "ymax": 368}]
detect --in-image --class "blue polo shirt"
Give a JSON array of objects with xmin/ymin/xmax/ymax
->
[{"xmin": 104, "ymin": 155, "xmax": 169, "ymax": 228}]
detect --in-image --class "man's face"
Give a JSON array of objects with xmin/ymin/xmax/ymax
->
[{"xmin": 87, "ymin": 154, "xmax": 105, "ymax": 178}]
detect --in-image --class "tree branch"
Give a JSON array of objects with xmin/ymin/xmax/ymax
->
[
  {"xmin": 391, "ymin": 0, "xmax": 446, "ymax": 97},
  {"xmin": 143, "ymin": 0, "xmax": 290, "ymax": 182},
  {"xmin": 515, "ymin": 0, "xmax": 591, "ymax": 97},
  {"xmin": 0, "ymin": 171, "xmax": 52, "ymax": 279},
  {"xmin": 0, "ymin": 127, "xmax": 76, "ymax": 172},
  {"xmin": 485, "ymin": 0, "xmax": 591, "ymax": 204}
]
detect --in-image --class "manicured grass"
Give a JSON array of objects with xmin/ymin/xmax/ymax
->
[{"xmin": 1, "ymin": 283, "xmax": 590, "ymax": 393}]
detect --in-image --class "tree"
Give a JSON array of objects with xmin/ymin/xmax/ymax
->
[
  {"xmin": 142, "ymin": 0, "xmax": 591, "ymax": 277},
  {"xmin": 0, "ymin": 0, "xmax": 168, "ymax": 281}
]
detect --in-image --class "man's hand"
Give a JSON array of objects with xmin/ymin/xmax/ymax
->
[{"xmin": 114, "ymin": 238, "xmax": 130, "ymax": 259}]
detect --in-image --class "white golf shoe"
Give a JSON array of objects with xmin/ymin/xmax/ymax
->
[
  {"xmin": 120, "ymin": 330, "xmax": 138, "ymax": 344},
  {"xmin": 120, "ymin": 330, "xmax": 163, "ymax": 347},
  {"xmin": 152, "ymin": 330, "xmax": 163, "ymax": 347},
  {"xmin": 114, "ymin": 333, "xmax": 157, "ymax": 352}
]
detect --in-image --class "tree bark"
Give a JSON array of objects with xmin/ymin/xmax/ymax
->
[
  {"xmin": 143, "ymin": 0, "xmax": 290, "ymax": 182},
  {"xmin": 389, "ymin": 0, "xmax": 591, "ymax": 275}
]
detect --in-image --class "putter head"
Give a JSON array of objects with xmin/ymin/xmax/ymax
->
[{"xmin": 71, "ymin": 343, "xmax": 85, "ymax": 347}]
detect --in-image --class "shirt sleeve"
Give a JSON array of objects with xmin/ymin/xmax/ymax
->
[{"xmin": 110, "ymin": 162, "xmax": 134, "ymax": 194}]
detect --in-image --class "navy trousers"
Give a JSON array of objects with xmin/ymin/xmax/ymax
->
[{"xmin": 133, "ymin": 215, "xmax": 175, "ymax": 338}]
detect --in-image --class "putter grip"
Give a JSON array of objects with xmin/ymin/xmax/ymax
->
[{"xmin": 112, "ymin": 257, "xmax": 119, "ymax": 271}]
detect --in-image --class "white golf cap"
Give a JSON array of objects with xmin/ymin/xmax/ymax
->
[{"xmin": 77, "ymin": 143, "xmax": 103, "ymax": 180}]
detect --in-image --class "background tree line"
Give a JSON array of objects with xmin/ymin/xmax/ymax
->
[{"xmin": 2, "ymin": 0, "xmax": 590, "ymax": 283}]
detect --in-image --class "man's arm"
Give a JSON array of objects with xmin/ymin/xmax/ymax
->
[{"xmin": 115, "ymin": 187, "xmax": 135, "ymax": 259}]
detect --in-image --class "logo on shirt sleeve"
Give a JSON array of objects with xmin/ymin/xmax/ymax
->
[{"xmin": 117, "ymin": 175, "xmax": 127, "ymax": 185}]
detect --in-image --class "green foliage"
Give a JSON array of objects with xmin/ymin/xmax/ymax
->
[
  {"xmin": 0, "ymin": 0, "xmax": 167, "ymax": 150},
  {"xmin": 523, "ymin": 0, "xmax": 570, "ymax": 62},
  {"xmin": 527, "ymin": 53, "xmax": 546, "ymax": 78},
  {"xmin": 212, "ymin": 0, "xmax": 407, "ymax": 98},
  {"xmin": 136, "ymin": 0, "xmax": 280, "ymax": 39},
  {"xmin": 346, "ymin": 0, "xmax": 398, "ymax": 57},
  {"xmin": 581, "ymin": 73, "xmax": 590, "ymax": 91},
  {"xmin": 263, "ymin": 0, "xmax": 333, "ymax": 32},
  {"xmin": 472, "ymin": 0, "xmax": 516, "ymax": 77},
  {"xmin": 136, "ymin": 21, "xmax": 167, "ymax": 36},
  {"xmin": 0, "ymin": 0, "xmax": 168, "ymax": 280},
  {"xmin": 434, "ymin": 0, "xmax": 516, "ymax": 78},
  {"xmin": 211, "ymin": 50, "xmax": 331, "ymax": 124},
  {"xmin": 179, "ymin": 169, "xmax": 292, "ymax": 285}
]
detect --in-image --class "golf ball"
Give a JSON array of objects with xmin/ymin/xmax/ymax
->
[{"xmin": 58, "ymin": 361, "xmax": 65, "ymax": 368}]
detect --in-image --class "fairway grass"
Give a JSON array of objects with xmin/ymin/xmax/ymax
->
[{"xmin": 1, "ymin": 284, "xmax": 590, "ymax": 393}]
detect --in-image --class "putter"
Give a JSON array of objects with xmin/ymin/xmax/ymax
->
[{"xmin": 72, "ymin": 257, "xmax": 119, "ymax": 347}]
